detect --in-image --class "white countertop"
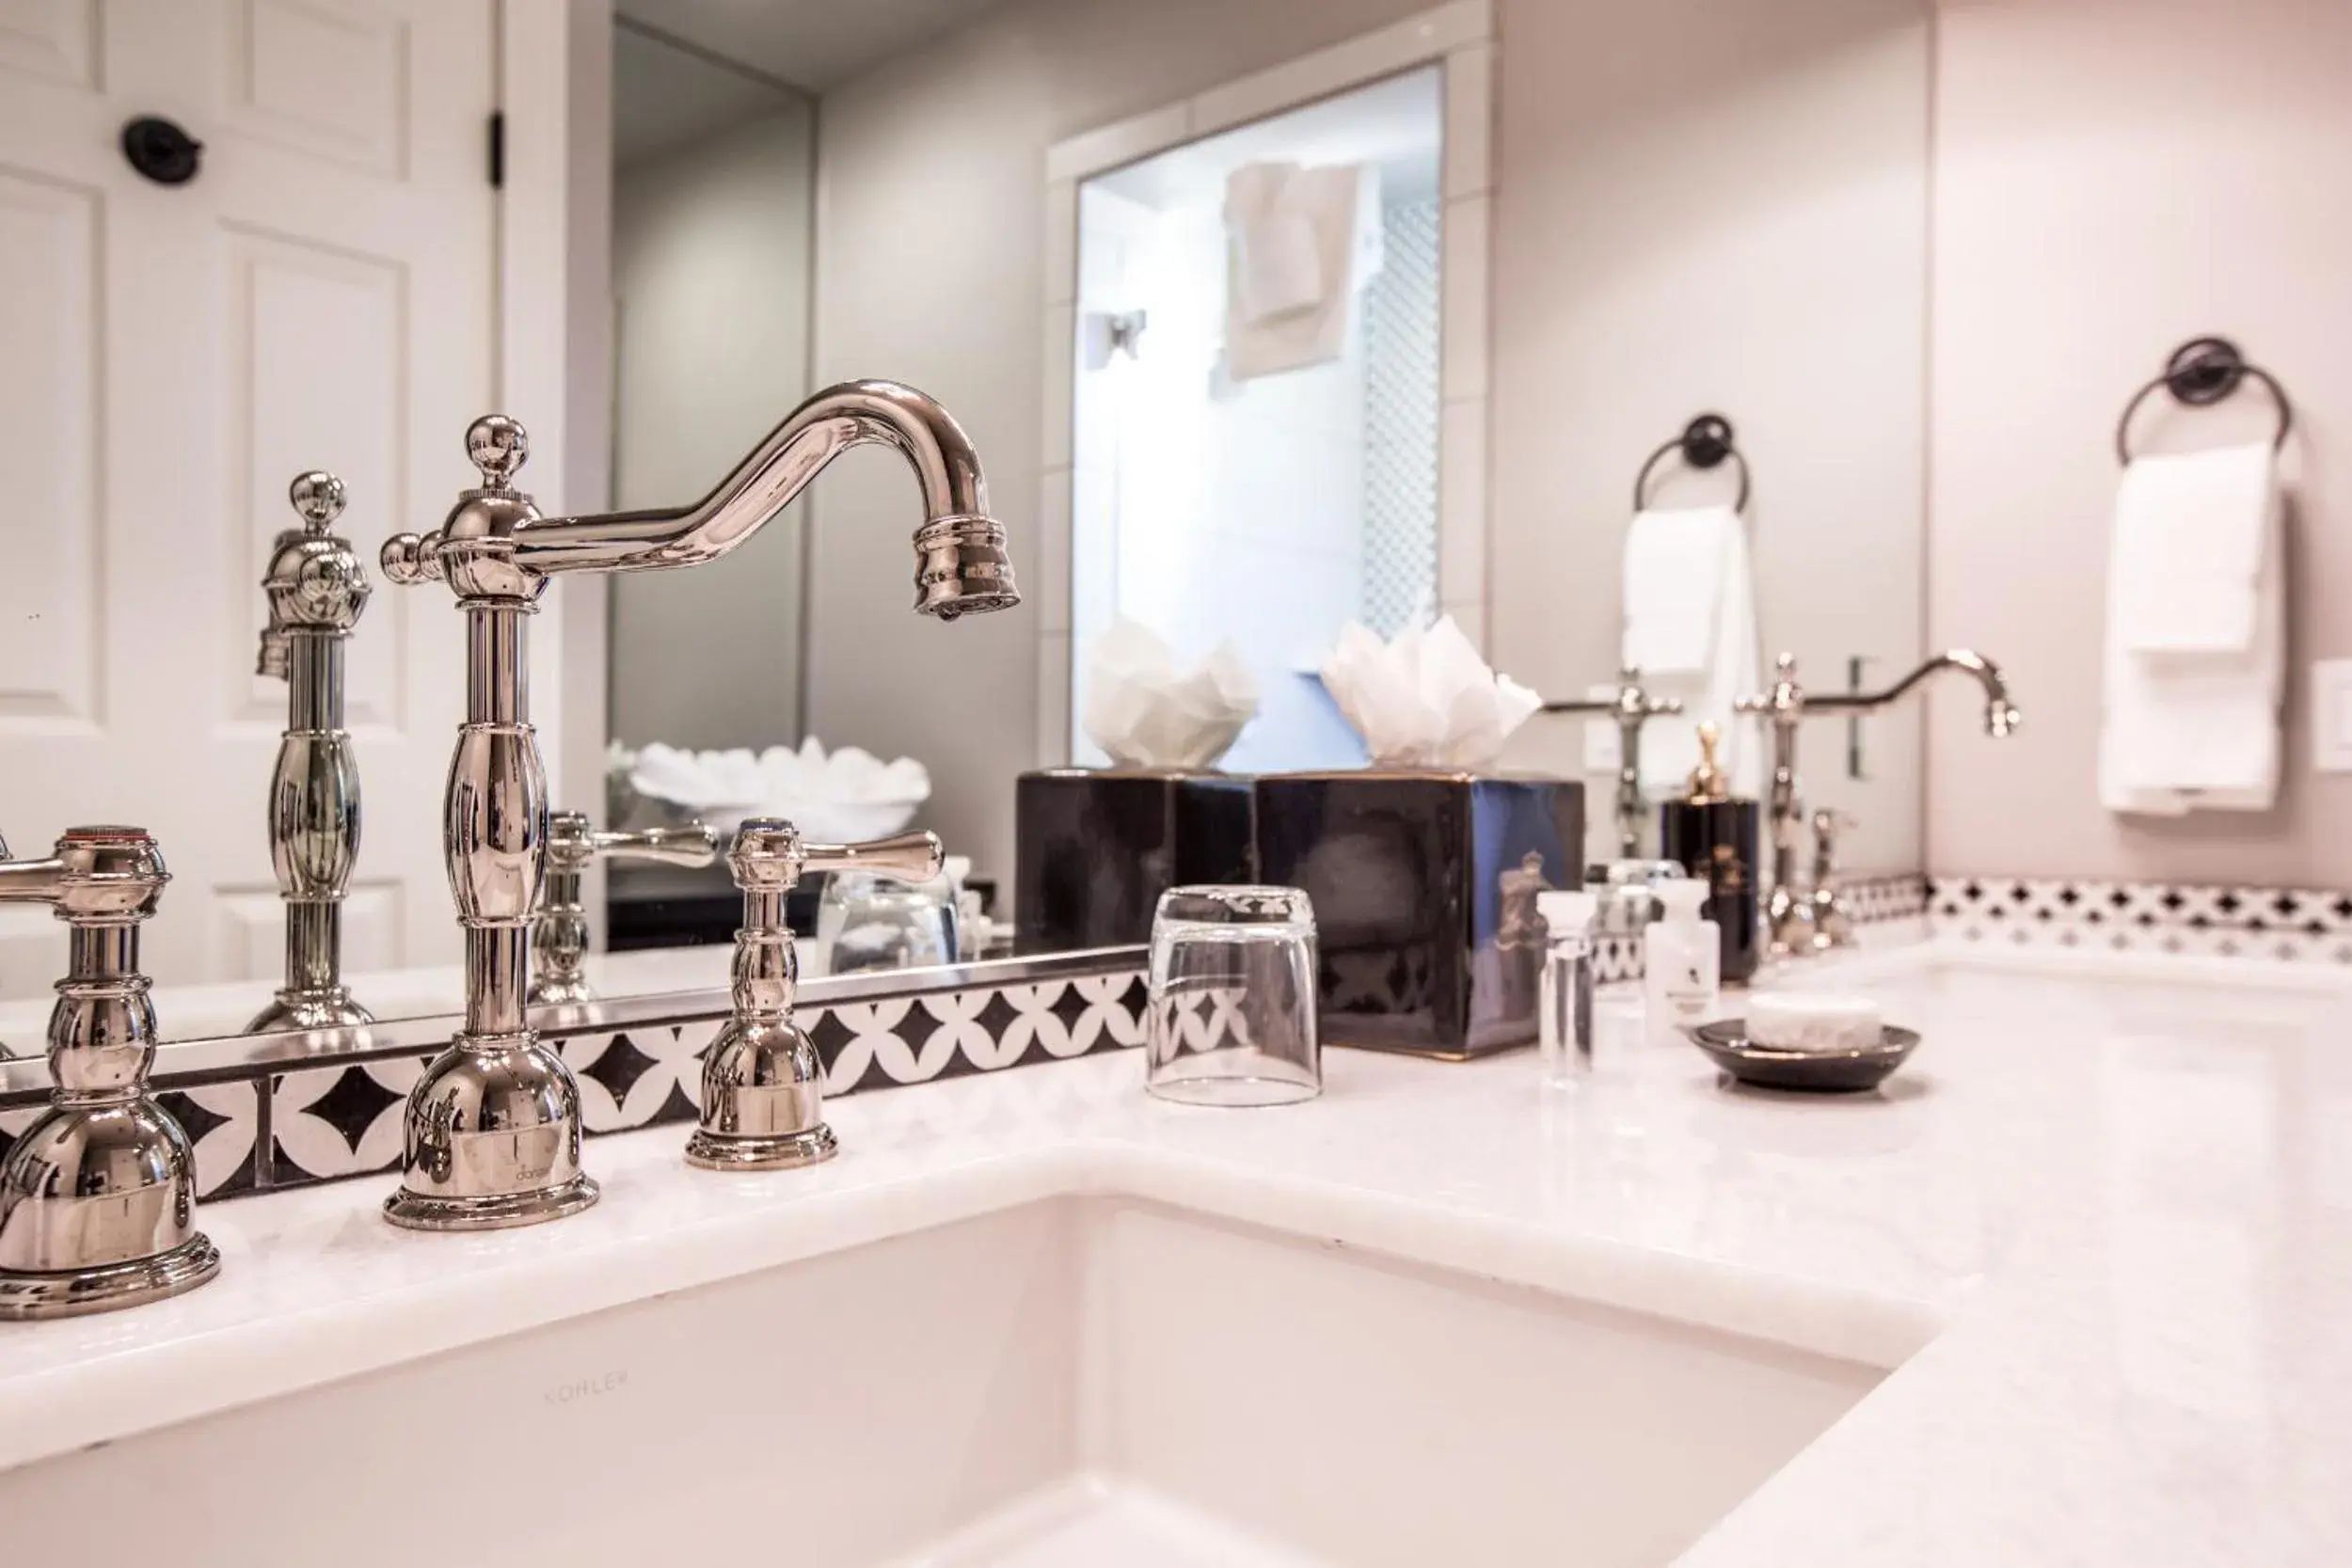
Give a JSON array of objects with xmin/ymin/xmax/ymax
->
[{"xmin": 2, "ymin": 938, "xmax": 2347, "ymax": 1564}]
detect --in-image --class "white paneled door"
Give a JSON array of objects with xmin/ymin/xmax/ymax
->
[{"xmin": 0, "ymin": 0, "xmax": 496, "ymax": 996}]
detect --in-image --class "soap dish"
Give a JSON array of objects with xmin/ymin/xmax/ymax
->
[{"xmin": 1685, "ymin": 1018, "xmax": 1921, "ymax": 1094}]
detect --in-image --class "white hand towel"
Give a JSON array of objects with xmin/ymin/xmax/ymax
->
[
  {"xmin": 1621, "ymin": 505, "xmax": 1735, "ymax": 677},
  {"xmin": 2098, "ymin": 458, "xmax": 2284, "ymax": 816},
  {"xmin": 1224, "ymin": 162, "xmax": 1381, "ymax": 381},
  {"xmin": 2110, "ymin": 441, "xmax": 2278, "ymax": 658},
  {"xmin": 1227, "ymin": 164, "xmax": 1323, "ymax": 325},
  {"xmin": 1618, "ymin": 506, "xmax": 1762, "ymax": 802}
]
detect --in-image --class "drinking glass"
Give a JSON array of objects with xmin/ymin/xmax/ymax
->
[{"xmin": 1145, "ymin": 885, "xmax": 1319, "ymax": 1107}]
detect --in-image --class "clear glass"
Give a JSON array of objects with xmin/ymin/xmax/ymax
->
[
  {"xmin": 1146, "ymin": 885, "xmax": 1319, "ymax": 1107},
  {"xmin": 1539, "ymin": 934, "xmax": 1594, "ymax": 1088},
  {"xmin": 813, "ymin": 872, "xmax": 958, "ymax": 977}
]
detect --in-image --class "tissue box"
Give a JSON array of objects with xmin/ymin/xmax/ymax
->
[
  {"xmin": 1253, "ymin": 770, "xmax": 1583, "ymax": 1058},
  {"xmin": 1014, "ymin": 768, "xmax": 1255, "ymax": 953}
]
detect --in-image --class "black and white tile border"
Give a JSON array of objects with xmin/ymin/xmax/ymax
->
[
  {"xmin": 0, "ymin": 968, "xmax": 1151, "ymax": 1206},
  {"xmin": 1929, "ymin": 876, "xmax": 2352, "ymax": 963}
]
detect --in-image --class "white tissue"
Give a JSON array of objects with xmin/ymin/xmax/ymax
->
[
  {"xmin": 1082, "ymin": 619, "xmax": 1261, "ymax": 769},
  {"xmin": 628, "ymin": 736, "xmax": 930, "ymax": 844},
  {"xmin": 1318, "ymin": 616, "xmax": 1541, "ymax": 768}
]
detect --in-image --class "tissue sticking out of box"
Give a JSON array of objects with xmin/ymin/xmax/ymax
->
[
  {"xmin": 1083, "ymin": 619, "xmax": 1261, "ymax": 769},
  {"xmin": 628, "ymin": 736, "xmax": 930, "ymax": 843},
  {"xmin": 1319, "ymin": 616, "xmax": 1540, "ymax": 768}
]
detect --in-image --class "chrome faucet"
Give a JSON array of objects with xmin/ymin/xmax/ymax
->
[
  {"xmin": 0, "ymin": 829, "xmax": 220, "ymax": 1318},
  {"xmin": 687, "ymin": 819, "xmax": 943, "ymax": 1171},
  {"xmin": 1740, "ymin": 650, "xmax": 2018, "ymax": 958},
  {"xmin": 377, "ymin": 380, "xmax": 1015, "ymax": 1231},
  {"xmin": 249, "ymin": 471, "xmax": 375, "ymax": 1033},
  {"xmin": 1541, "ymin": 667, "xmax": 1683, "ymax": 859},
  {"xmin": 530, "ymin": 813, "xmax": 718, "ymax": 1006}
]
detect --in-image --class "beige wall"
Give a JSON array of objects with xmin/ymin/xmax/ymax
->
[
  {"xmin": 610, "ymin": 102, "xmax": 815, "ymax": 753},
  {"xmin": 806, "ymin": 0, "xmax": 1436, "ymax": 884},
  {"xmin": 1487, "ymin": 0, "xmax": 1930, "ymax": 874},
  {"xmin": 1926, "ymin": 0, "xmax": 2351, "ymax": 884}
]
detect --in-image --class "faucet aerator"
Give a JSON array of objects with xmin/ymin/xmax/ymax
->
[{"xmin": 914, "ymin": 512, "xmax": 1020, "ymax": 618}]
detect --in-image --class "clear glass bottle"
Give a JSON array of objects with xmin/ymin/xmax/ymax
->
[
  {"xmin": 1535, "ymin": 889, "xmax": 1598, "ymax": 1087},
  {"xmin": 1644, "ymin": 879, "xmax": 1721, "ymax": 1044}
]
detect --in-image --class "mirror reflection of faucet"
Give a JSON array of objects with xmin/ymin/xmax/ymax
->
[
  {"xmin": 530, "ymin": 812, "xmax": 720, "ymax": 1006},
  {"xmin": 247, "ymin": 471, "xmax": 376, "ymax": 1035},
  {"xmin": 1738, "ymin": 649, "xmax": 2019, "ymax": 960}
]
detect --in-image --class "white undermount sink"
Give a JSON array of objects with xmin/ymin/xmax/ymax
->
[{"xmin": 1, "ymin": 1193, "xmax": 1891, "ymax": 1566}]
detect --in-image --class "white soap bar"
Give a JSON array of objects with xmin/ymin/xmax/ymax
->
[{"xmin": 1749, "ymin": 993, "xmax": 1883, "ymax": 1053}]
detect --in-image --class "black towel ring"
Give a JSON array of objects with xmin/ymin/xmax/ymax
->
[
  {"xmin": 2114, "ymin": 336, "xmax": 2293, "ymax": 464},
  {"xmin": 1632, "ymin": 413, "xmax": 1750, "ymax": 514}
]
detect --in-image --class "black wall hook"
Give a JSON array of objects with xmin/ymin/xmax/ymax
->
[
  {"xmin": 1633, "ymin": 413, "xmax": 1750, "ymax": 513},
  {"xmin": 120, "ymin": 116, "xmax": 203, "ymax": 185},
  {"xmin": 2114, "ymin": 336, "xmax": 2292, "ymax": 463}
]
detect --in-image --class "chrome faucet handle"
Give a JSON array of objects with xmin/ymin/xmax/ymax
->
[
  {"xmin": 1735, "ymin": 652, "xmax": 1806, "ymax": 720},
  {"xmin": 1805, "ymin": 810, "xmax": 1860, "ymax": 951},
  {"xmin": 0, "ymin": 828, "xmax": 221, "ymax": 1319},
  {"xmin": 687, "ymin": 818, "xmax": 945, "ymax": 1172},
  {"xmin": 248, "ymin": 470, "xmax": 376, "ymax": 1035},
  {"xmin": 530, "ymin": 812, "xmax": 720, "ymax": 1006}
]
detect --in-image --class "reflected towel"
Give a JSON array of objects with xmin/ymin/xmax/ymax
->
[{"xmin": 1223, "ymin": 161, "xmax": 1381, "ymax": 380}]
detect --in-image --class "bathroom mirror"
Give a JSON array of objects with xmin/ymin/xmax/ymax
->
[{"xmin": 0, "ymin": 0, "xmax": 1931, "ymax": 1053}]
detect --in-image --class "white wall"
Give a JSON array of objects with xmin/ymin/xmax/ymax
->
[
  {"xmin": 609, "ymin": 100, "xmax": 815, "ymax": 753},
  {"xmin": 1926, "ymin": 0, "xmax": 2352, "ymax": 887}
]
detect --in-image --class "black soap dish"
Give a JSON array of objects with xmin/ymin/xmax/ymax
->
[{"xmin": 1685, "ymin": 1018, "xmax": 1921, "ymax": 1094}]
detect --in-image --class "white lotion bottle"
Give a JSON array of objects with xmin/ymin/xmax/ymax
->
[{"xmin": 1644, "ymin": 879, "xmax": 1721, "ymax": 1044}]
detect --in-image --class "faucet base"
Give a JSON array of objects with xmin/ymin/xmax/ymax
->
[
  {"xmin": 384, "ymin": 1173, "xmax": 600, "ymax": 1232},
  {"xmin": 0, "ymin": 1232, "xmax": 220, "ymax": 1321},
  {"xmin": 246, "ymin": 986, "xmax": 375, "ymax": 1034},
  {"xmin": 684, "ymin": 1123, "xmax": 836, "ymax": 1173},
  {"xmin": 528, "ymin": 975, "xmax": 596, "ymax": 1006},
  {"xmin": 381, "ymin": 1036, "xmax": 599, "ymax": 1231}
]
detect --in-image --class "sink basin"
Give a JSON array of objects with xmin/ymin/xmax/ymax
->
[{"xmin": 0, "ymin": 1196, "xmax": 1889, "ymax": 1566}]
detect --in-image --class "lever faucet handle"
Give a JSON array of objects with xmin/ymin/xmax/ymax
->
[
  {"xmin": 798, "ymin": 829, "xmax": 946, "ymax": 886},
  {"xmin": 0, "ymin": 827, "xmax": 221, "ymax": 1318},
  {"xmin": 684, "ymin": 814, "xmax": 926, "ymax": 1175},
  {"xmin": 591, "ymin": 822, "xmax": 720, "ymax": 869}
]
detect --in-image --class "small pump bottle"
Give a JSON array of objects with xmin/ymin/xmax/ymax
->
[
  {"xmin": 1535, "ymin": 889, "xmax": 1598, "ymax": 1086},
  {"xmin": 1644, "ymin": 879, "xmax": 1721, "ymax": 1044}
]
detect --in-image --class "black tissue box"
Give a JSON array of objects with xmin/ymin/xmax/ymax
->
[
  {"xmin": 1252, "ymin": 770, "xmax": 1583, "ymax": 1058},
  {"xmin": 1014, "ymin": 768, "xmax": 1255, "ymax": 953}
]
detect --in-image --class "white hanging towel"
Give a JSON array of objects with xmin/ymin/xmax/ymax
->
[
  {"xmin": 2098, "ymin": 441, "xmax": 2285, "ymax": 815},
  {"xmin": 1620, "ymin": 505, "xmax": 1762, "ymax": 800},
  {"xmin": 1223, "ymin": 161, "xmax": 1382, "ymax": 381}
]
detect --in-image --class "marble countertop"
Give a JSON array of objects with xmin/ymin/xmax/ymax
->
[{"xmin": 1, "ymin": 939, "xmax": 2346, "ymax": 1564}]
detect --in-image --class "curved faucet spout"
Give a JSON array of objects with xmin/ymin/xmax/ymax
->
[
  {"xmin": 1810, "ymin": 648, "xmax": 2020, "ymax": 736},
  {"xmin": 512, "ymin": 379, "xmax": 1016, "ymax": 617}
]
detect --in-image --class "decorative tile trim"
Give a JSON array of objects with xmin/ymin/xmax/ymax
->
[
  {"xmin": 1929, "ymin": 876, "xmax": 2352, "ymax": 963},
  {"xmin": 0, "ymin": 967, "xmax": 1152, "ymax": 1206},
  {"xmin": 1842, "ymin": 873, "xmax": 1930, "ymax": 926}
]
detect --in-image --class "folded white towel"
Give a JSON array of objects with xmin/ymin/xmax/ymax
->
[
  {"xmin": 1224, "ymin": 161, "xmax": 1381, "ymax": 381},
  {"xmin": 2110, "ymin": 442, "xmax": 2278, "ymax": 658},
  {"xmin": 1620, "ymin": 506, "xmax": 1761, "ymax": 800},
  {"xmin": 2098, "ymin": 450, "xmax": 2285, "ymax": 816}
]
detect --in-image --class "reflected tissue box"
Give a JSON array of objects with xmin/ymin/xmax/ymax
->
[
  {"xmin": 1252, "ymin": 771, "xmax": 1583, "ymax": 1058},
  {"xmin": 1014, "ymin": 768, "xmax": 1255, "ymax": 953}
]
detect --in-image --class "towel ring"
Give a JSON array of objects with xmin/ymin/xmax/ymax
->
[
  {"xmin": 2114, "ymin": 336, "xmax": 2293, "ymax": 464},
  {"xmin": 1633, "ymin": 414, "xmax": 1750, "ymax": 514}
]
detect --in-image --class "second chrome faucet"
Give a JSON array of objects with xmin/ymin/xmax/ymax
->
[{"xmin": 376, "ymin": 380, "xmax": 1017, "ymax": 1231}]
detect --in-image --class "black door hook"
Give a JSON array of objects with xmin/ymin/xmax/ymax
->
[{"xmin": 120, "ymin": 116, "xmax": 203, "ymax": 186}]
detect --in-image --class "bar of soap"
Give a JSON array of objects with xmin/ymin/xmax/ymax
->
[{"xmin": 1749, "ymin": 993, "xmax": 1883, "ymax": 1053}]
